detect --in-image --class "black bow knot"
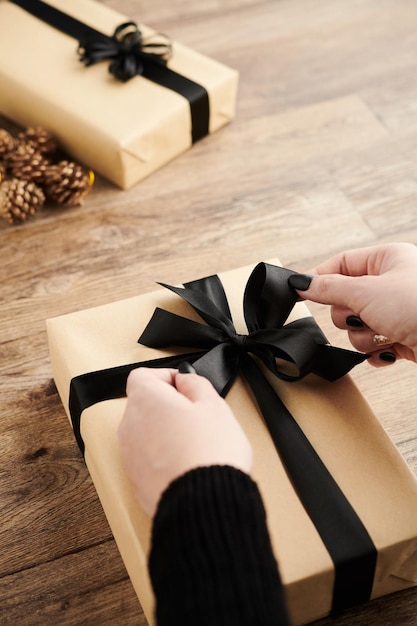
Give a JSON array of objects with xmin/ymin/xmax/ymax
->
[
  {"xmin": 78, "ymin": 21, "xmax": 172, "ymax": 82},
  {"xmin": 231, "ymin": 333, "xmax": 248, "ymax": 348}
]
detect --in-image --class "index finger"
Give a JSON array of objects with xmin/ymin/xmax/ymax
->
[{"xmin": 126, "ymin": 367, "xmax": 177, "ymax": 395}]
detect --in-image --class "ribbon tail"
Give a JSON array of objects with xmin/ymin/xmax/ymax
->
[
  {"xmin": 138, "ymin": 308, "xmax": 224, "ymax": 348},
  {"xmin": 158, "ymin": 279, "xmax": 235, "ymax": 332},
  {"xmin": 184, "ymin": 273, "xmax": 233, "ymax": 321},
  {"xmin": 240, "ymin": 355, "xmax": 377, "ymax": 613},
  {"xmin": 310, "ymin": 344, "xmax": 369, "ymax": 381}
]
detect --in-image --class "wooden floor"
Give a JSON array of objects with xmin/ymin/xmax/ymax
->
[{"xmin": 1, "ymin": 0, "xmax": 417, "ymax": 623}]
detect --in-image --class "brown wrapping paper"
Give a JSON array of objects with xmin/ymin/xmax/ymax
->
[
  {"xmin": 0, "ymin": 0, "xmax": 238, "ymax": 188},
  {"xmin": 46, "ymin": 260, "xmax": 417, "ymax": 626}
]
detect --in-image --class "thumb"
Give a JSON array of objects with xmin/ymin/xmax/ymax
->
[
  {"xmin": 175, "ymin": 371, "xmax": 219, "ymax": 403},
  {"xmin": 288, "ymin": 272, "xmax": 361, "ymax": 308}
]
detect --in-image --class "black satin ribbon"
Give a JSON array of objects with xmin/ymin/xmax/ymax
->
[
  {"xmin": 69, "ymin": 262, "xmax": 376, "ymax": 614},
  {"xmin": 8, "ymin": 0, "xmax": 210, "ymax": 142}
]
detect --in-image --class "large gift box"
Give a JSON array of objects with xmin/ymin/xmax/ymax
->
[
  {"xmin": 46, "ymin": 260, "xmax": 417, "ymax": 626},
  {"xmin": 0, "ymin": 0, "xmax": 238, "ymax": 188}
]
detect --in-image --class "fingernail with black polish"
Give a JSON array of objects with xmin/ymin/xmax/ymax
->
[
  {"xmin": 379, "ymin": 351, "xmax": 396, "ymax": 363},
  {"xmin": 288, "ymin": 274, "xmax": 313, "ymax": 291},
  {"xmin": 178, "ymin": 361, "xmax": 197, "ymax": 374},
  {"xmin": 346, "ymin": 315, "xmax": 364, "ymax": 328}
]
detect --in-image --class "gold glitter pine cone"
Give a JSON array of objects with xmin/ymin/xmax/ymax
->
[
  {"xmin": 0, "ymin": 129, "xmax": 15, "ymax": 160},
  {"xmin": 0, "ymin": 178, "xmax": 45, "ymax": 224},
  {"xmin": 18, "ymin": 126, "xmax": 58, "ymax": 156},
  {"xmin": 44, "ymin": 160, "xmax": 94, "ymax": 206},
  {"xmin": 7, "ymin": 141, "xmax": 51, "ymax": 183}
]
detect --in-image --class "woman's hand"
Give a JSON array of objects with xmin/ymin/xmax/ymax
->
[
  {"xmin": 118, "ymin": 367, "xmax": 252, "ymax": 517},
  {"xmin": 289, "ymin": 242, "xmax": 417, "ymax": 366}
]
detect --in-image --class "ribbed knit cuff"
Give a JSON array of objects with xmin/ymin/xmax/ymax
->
[{"xmin": 149, "ymin": 465, "xmax": 290, "ymax": 626}]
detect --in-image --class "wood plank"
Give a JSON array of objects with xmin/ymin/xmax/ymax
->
[
  {"xmin": 0, "ymin": 540, "xmax": 145, "ymax": 626},
  {"xmin": 0, "ymin": 377, "xmax": 113, "ymax": 575}
]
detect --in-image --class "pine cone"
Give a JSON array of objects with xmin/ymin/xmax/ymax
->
[
  {"xmin": 18, "ymin": 126, "xmax": 58, "ymax": 155},
  {"xmin": 0, "ymin": 129, "xmax": 15, "ymax": 160},
  {"xmin": 44, "ymin": 160, "xmax": 94, "ymax": 206},
  {"xmin": 0, "ymin": 178, "xmax": 45, "ymax": 224},
  {"xmin": 7, "ymin": 141, "xmax": 50, "ymax": 183}
]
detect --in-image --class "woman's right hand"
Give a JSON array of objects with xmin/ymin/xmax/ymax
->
[{"xmin": 289, "ymin": 242, "xmax": 417, "ymax": 366}]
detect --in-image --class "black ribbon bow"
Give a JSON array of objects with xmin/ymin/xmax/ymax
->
[
  {"xmin": 69, "ymin": 263, "xmax": 376, "ymax": 614},
  {"xmin": 78, "ymin": 21, "xmax": 172, "ymax": 83},
  {"xmin": 139, "ymin": 263, "xmax": 365, "ymax": 392}
]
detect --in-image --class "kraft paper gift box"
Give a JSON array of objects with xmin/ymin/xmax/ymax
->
[
  {"xmin": 46, "ymin": 260, "xmax": 417, "ymax": 626},
  {"xmin": 0, "ymin": 0, "xmax": 238, "ymax": 189}
]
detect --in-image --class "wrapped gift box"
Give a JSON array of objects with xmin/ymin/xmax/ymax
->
[
  {"xmin": 46, "ymin": 260, "xmax": 417, "ymax": 626},
  {"xmin": 0, "ymin": 0, "xmax": 238, "ymax": 188}
]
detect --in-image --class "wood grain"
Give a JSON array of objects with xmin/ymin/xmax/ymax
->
[{"xmin": 1, "ymin": 0, "xmax": 416, "ymax": 624}]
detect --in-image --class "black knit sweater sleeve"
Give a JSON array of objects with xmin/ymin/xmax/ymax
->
[{"xmin": 148, "ymin": 465, "xmax": 291, "ymax": 626}]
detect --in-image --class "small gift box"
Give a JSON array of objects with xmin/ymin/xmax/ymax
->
[
  {"xmin": 46, "ymin": 260, "xmax": 417, "ymax": 626},
  {"xmin": 0, "ymin": 0, "xmax": 238, "ymax": 188}
]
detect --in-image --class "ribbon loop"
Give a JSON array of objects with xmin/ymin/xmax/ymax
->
[{"xmin": 78, "ymin": 21, "xmax": 172, "ymax": 82}]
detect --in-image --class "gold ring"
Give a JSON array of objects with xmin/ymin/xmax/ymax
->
[{"xmin": 372, "ymin": 334, "xmax": 392, "ymax": 347}]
